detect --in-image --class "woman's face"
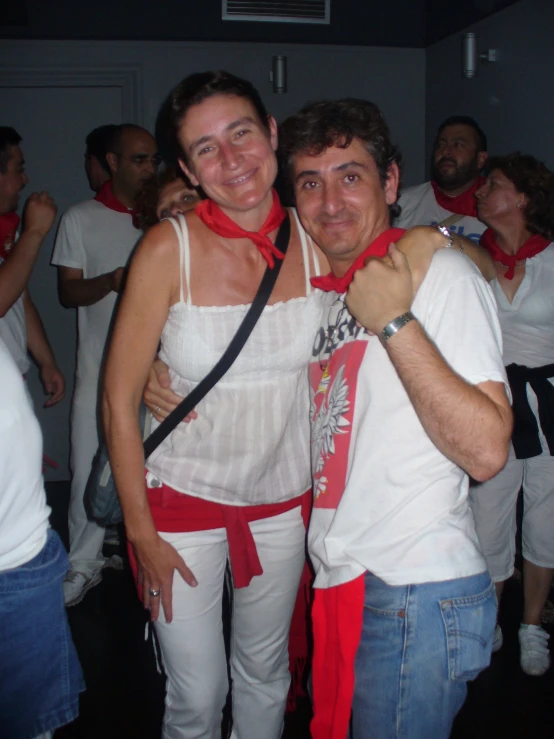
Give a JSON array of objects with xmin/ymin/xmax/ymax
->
[
  {"xmin": 177, "ymin": 94, "xmax": 278, "ymax": 214},
  {"xmin": 156, "ymin": 178, "xmax": 200, "ymax": 219},
  {"xmin": 476, "ymin": 168, "xmax": 526, "ymax": 224}
]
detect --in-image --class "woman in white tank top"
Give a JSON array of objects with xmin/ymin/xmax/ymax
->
[{"xmin": 103, "ymin": 72, "xmax": 457, "ymax": 739}]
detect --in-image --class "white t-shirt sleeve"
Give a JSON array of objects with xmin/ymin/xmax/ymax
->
[
  {"xmin": 51, "ymin": 209, "xmax": 85, "ymax": 270},
  {"xmin": 416, "ymin": 250, "xmax": 510, "ymax": 393}
]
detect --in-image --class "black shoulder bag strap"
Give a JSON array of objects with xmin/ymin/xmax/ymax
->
[{"xmin": 143, "ymin": 212, "xmax": 291, "ymax": 459}]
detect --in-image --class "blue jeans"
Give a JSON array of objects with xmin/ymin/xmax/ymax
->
[
  {"xmin": 0, "ymin": 529, "xmax": 85, "ymax": 739},
  {"xmin": 352, "ymin": 570, "xmax": 496, "ymax": 739}
]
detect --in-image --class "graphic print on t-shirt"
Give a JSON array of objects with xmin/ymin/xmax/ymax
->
[{"xmin": 309, "ymin": 295, "xmax": 369, "ymax": 510}]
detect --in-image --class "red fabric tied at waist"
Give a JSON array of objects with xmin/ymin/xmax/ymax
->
[
  {"xmin": 311, "ymin": 575, "xmax": 365, "ymax": 739},
  {"xmin": 140, "ymin": 476, "xmax": 311, "ymax": 589}
]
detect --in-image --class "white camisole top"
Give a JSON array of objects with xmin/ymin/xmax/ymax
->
[{"xmin": 146, "ymin": 209, "xmax": 325, "ymax": 506}]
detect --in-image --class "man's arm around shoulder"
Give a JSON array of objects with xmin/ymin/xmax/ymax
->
[{"xmin": 346, "ymin": 244, "xmax": 512, "ymax": 481}]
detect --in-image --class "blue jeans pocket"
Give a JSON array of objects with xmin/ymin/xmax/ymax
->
[{"xmin": 440, "ymin": 580, "xmax": 496, "ymax": 681}]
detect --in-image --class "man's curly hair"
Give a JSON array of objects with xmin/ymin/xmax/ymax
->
[
  {"xmin": 485, "ymin": 153, "xmax": 554, "ymax": 240},
  {"xmin": 278, "ymin": 98, "xmax": 403, "ymax": 220}
]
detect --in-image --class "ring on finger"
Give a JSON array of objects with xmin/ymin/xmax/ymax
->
[
  {"xmin": 155, "ymin": 405, "xmax": 161, "ymax": 414},
  {"xmin": 149, "ymin": 587, "xmax": 161, "ymax": 597}
]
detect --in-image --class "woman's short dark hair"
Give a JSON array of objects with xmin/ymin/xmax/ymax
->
[
  {"xmin": 168, "ymin": 71, "xmax": 271, "ymax": 164},
  {"xmin": 278, "ymin": 98, "xmax": 403, "ymax": 220},
  {"xmin": 486, "ymin": 152, "xmax": 554, "ymax": 240}
]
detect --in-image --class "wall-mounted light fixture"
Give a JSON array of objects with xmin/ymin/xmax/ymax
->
[
  {"xmin": 270, "ymin": 56, "xmax": 287, "ymax": 93},
  {"xmin": 462, "ymin": 33, "xmax": 496, "ymax": 78}
]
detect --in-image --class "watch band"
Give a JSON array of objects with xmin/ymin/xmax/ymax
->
[{"xmin": 379, "ymin": 311, "xmax": 416, "ymax": 344}]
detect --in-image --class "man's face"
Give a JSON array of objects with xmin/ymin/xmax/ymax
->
[
  {"xmin": 292, "ymin": 139, "xmax": 399, "ymax": 272},
  {"xmin": 0, "ymin": 145, "xmax": 29, "ymax": 214},
  {"xmin": 432, "ymin": 124, "xmax": 487, "ymax": 191},
  {"xmin": 108, "ymin": 129, "xmax": 159, "ymax": 198},
  {"xmin": 84, "ymin": 151, "xmax": 109, "ymax": 193}
]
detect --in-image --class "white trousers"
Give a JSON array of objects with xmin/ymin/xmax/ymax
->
[
  {"xmin": 470, "ymin": 448, "xmax": 554, "ymax": 580},
  {"xmin": 154, "ymin": 506, "xmax": 306, "ymax": 739},
  {"xmin": 67, "ymin": 399, "xmax": 106, "ymax": 574}
]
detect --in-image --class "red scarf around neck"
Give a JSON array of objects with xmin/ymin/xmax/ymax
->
[
  {"xmin": 0, "ymin": 212, "xmax": 20, "ymax": 260},
  {"xmin": 480, "ymin": 228, "xmax": 551, "ymax": 280},
  {"xmin": 311, "ymin": 227, "xmax": 406, "ymax": 293},
  {"xmin": 194, "ymin": 189, "xmax": 287, "ymax": 268},
  {"xmin": 94, "ymin": 181, "xmax": 135, "ymax": 218},
  {"xmin": 431, "ymin": 176, "xmax": 484, "ymax": 218}
]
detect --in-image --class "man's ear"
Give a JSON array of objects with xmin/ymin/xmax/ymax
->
[
  {"xmin": 478, "ymin": 151, "xmax": 488, "ymax": 171},
  {"xmin": 384, "ymin": 162, "xmax": 400, "ymax": 206},
  {"xmin": 105, "ymin": 151, "xmax": 118, "ymax": 176},
  {"xmin": 179, "ymin": 158, "xmax": 198, "ymax": 188}
]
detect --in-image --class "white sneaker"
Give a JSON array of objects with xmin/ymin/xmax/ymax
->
[
  {"xmin": 103, "ymin": 554, "xmax": 124, "ymax": 571},
  {"xmin": 63, "ymin": 570, "xmax": 102, "ymax": 607},
  {"xmin": 519, "ymin": 624, "xmax": 551, "ymax": 676},
  {"xmin": 492, "ymin": 624, "xmax": 503, "ymax": 653}
]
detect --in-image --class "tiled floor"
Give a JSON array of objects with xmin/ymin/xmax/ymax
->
[{"xmin": 48, "ymin": 483, "xmax": 554, "ymax": 739}]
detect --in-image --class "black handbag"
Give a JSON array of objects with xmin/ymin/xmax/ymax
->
[{"xmin": 84, "ymin": 213, "xmax": 291, "ymax": 527}]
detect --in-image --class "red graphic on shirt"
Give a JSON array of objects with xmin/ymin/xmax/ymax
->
[{"xmin": 309, "ymin": 339, "xmax": 368, "ymax": 510}]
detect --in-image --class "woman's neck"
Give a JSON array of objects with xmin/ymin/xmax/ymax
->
[
  {"xmin": 491, "ymin": 217, "xmax": 533, "ymax": 256},
  {"xmin": 219, "ymin": 190, "xmax": 275, "ymax": 232}
]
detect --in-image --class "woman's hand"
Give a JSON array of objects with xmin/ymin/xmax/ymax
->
[
  {"xmin": 395, "ymin": 226, "xmax": 447, "ymax": 293},
  {"xmin": 133, "ymin": 532, "xmax": 198, "ymax": 623},
  {"xmin": 143, "ymin": 358, "xmax": 197, "ymax": 424}
]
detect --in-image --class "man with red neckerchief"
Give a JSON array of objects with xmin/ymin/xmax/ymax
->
[
  {"xmin": 396, "ymin": 116, "xmax": 488, "ymax": 243},
  {"xmin": 279, "ymin": 100, "xmax": 513, "ymax": 739},
  {"xmin": 52, "ymin": 123, "xmax": 158, "ymax": 606},
  {"xmin": 0, "ymin": 126, "xmax": 65, "ymax": 404}
]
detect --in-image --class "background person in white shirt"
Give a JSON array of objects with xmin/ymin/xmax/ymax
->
[
  {"xmin": 396, "ymin": 115, "xmax": 488, "ymax": 242},
  {"xmin": 0, "ymin": 337, "xmax": 83, "ymax": 739},
  {"xmin": 52, "ymin": 123, "xmax": 158, "ymax": 606},
  {"xmin": 0, "ymin": 126, "xmax": 65, "ymax": 403},
  {"xmin": 471, "ymin": 153, "xmax": 554, "ymax": 677}
]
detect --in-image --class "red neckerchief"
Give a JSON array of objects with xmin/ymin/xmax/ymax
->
[
  {"xmin": 480, "ymin": 228, "xmax": 551, "ymax": 280},
  {"xmin": 311, "ymin": 227, "xmax": 406, "ymax": 293},
  {"xmin": 194, "ymin": 189, "xmax": 287, "ymax": 268},
  {"xmin": 0, "ymin": 212, "xmax": 20, "ymax": 260},
  {"xmin": 431, "ymin": 176, "xmax": 484, "ymax": 218},
  {"xmin": 94, "ymin": 181, "xmax": 136, "ymax": 219}
]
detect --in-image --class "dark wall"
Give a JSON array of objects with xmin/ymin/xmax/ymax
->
[
  {"xmin": 1, "ymin": 0, "xmax": 426, "ymax": 47},
  {"xmin": 426, "ymin": 0, "xmax": 554, "ymax": 171}
]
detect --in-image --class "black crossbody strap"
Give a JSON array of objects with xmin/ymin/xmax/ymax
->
[{"xmin": 143, "ymin": 213, "xmax": 291, "ymax": 459}]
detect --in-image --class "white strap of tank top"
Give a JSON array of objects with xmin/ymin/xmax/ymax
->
[
  {"xmin": 167, "ymin": 215, "xmax": 192, "ymax": 306},
  {"xmin": 292, "ymin": 208, "xmax": 321, "ymax": 294}
]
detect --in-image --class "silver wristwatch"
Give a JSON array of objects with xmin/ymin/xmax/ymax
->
[{"xmin": 379, "ymin": 311, "xmax": 416, "ymax": 344}]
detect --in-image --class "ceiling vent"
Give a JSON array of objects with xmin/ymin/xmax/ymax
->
[{"xmin": 222, "ymin": 0, "xmax": 330, "ymax": 24}]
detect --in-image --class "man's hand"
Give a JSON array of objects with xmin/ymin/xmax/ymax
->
[
  {"xmin": 143, "ymin": 358, "xmax": 197, "ymax": 424},
  {"xmin": 40, "ymin": 363, "xmax": 65, "ymax": 407},
  {"xmin": 110, "ymin": 266, "xmax": 127, "ymax": 293},
  {"xmin": 21, "ymin": 191, "xmax": 57, "ymax": 239},
  {"xmin": 346, "ymin": 243, "xmax": 413, "ymax": 336}
]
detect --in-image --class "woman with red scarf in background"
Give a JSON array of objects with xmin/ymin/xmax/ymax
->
[{"xmin": 472, "ymin": 153, "xmax": 554, "ymax": 677}]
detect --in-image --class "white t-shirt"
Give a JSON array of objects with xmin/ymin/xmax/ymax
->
[
  {"xmin": 0, "ymin": 263, "xmax": 29, "ymax": 374},
  {"xmin": 308, "ymin": 249, "xmax": 509, "ymax": 589},
  {"xmin": 0, "ymin": 338, "xmax": 50, "ymax": 571},
  {"xmin": 396, "ymin": 181, "xmax": 486, "ymax": 243},
  {"xmin": 52, "ymin": 199, "xmax": 141, "ymax": 405}
]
